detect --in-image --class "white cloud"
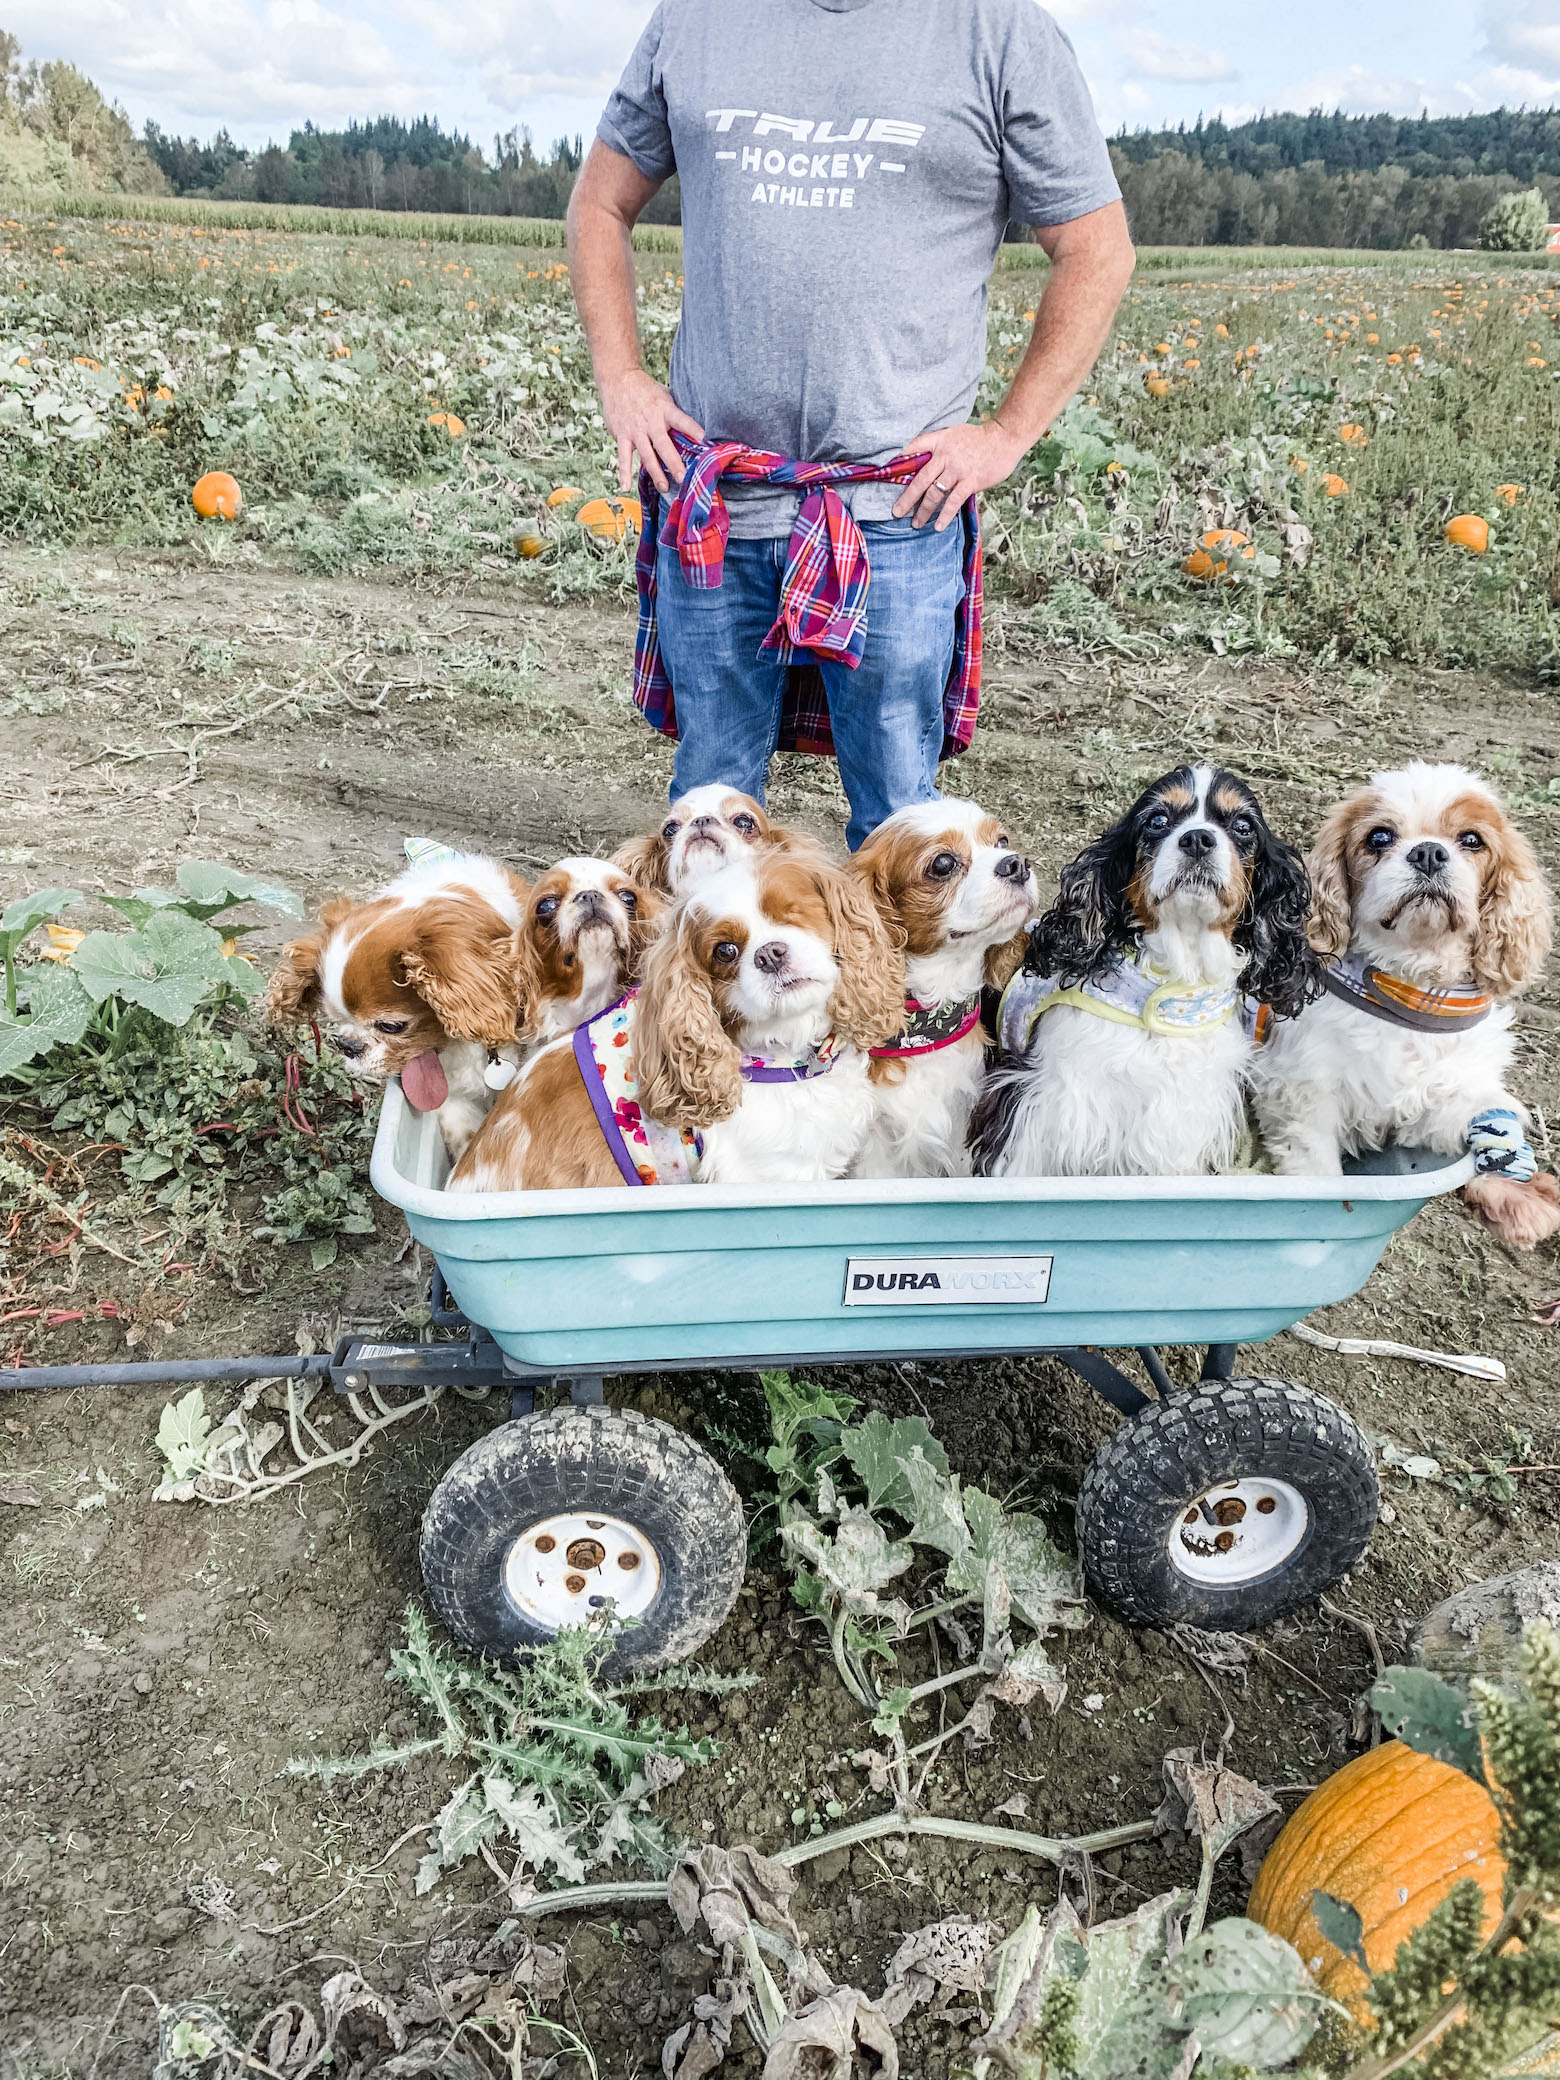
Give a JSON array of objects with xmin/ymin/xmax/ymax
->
[
  {"xmin": 392, "ymin": 0, "xmax": 652, "ymax": 108},
  {"xmin": 1120, "ymin": 30, "xmax": 1237, "ymax": 85},
  {"xmin": 1481, "ymin": 0, "xmax": 1560, "ymax": 79},
  {"xmin": 6, "ymin": 0, "xmax": 432, "ymax": 133}
]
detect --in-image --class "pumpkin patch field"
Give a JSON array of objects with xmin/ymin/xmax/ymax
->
[{"xmin": 5, "ymin": 209, "xmax": 1560, "ymax": 2077}]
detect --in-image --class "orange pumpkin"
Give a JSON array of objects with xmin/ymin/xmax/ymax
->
[
  {"xmin": 191, "ymin": 471, "xmax": 242, "ymax": 522},
  {"xmin": 576, "ymin": 495, "xmax": 642, "ymax": 542},
  {"xmin": 427, "ymin": 410, "xmax": 466, "ymax": 438},
  {"xmin": 1322, "ymin": 473, "xmax": 1350, "ymax": 497},
  {"xmin": 1248, "ymin": 1741, "xmax": 1504, "ymax": 2019},
  {"xmin": 1144, "ymin": 374, "xmax": 1170, "ymax": 399},
  {"xmin": 514, "ymin": 522, "xmax": 546, "ymax": 559},
  {"xmin": 1495, "ymin": 485, "xmax": 1524, "ymax": 507},
  {"xmin": 1339, "ymin": 423, "xmax": 1368, "ymax": 446},
  {"xmin": 1184, "ymin": 528, "xmax": 1255, "ymax": 582},
  {"xmin": 546, "ymin": 485, "xmax": 585, "ymax": 509},
  {"xmin": 1445, "ymin": 514, "xmax": 1490, "ymax": 553}
]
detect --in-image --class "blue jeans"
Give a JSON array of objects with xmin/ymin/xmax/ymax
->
[{"xmin": 655, "ymin": 516, "xmax": 964, "ymax": 851}]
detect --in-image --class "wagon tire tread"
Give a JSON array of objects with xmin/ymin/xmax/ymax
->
[
  {"xmin": 420, "ymin": 1404, "xmax": 745, "ymax": 1675},
  {"xmin": 1076, "ymin": 1375, "xmax": 1377, "ymax": 1631}
]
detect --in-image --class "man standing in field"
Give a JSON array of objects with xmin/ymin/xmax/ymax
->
[{"xmin": 567, "ymin": 0, "xmax": 1134, "ymax": 848}]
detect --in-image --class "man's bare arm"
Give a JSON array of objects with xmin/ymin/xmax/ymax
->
[
  {"xmin": 567, "ymin": 140, "xmax": 705, "ymax": 492},
  {"xmin": 893, "ymin": 199, "xmax": 1136, "ymax": 529}
]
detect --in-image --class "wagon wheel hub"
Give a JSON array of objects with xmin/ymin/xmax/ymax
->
[
  {"xmin": 1168, "ymin": 1477, "xmax": 1308, "ymax": 1585},
  {"xmin": 504, "ymin": 1510, "xmax": 662, "ymax": 1630}
]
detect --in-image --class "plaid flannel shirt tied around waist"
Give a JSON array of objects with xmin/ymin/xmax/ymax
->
[{"xmin": 633, "ymin": 434, "xmax": 983, "ymax": 762}]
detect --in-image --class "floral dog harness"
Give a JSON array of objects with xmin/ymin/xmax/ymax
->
[
  {"xmin": 870, "ymin": 992, "xmax": 983, "ymax": 1061},
  {"xmin": 573, "ymin": 991, "xmax": 703, "ymax": 1187},
  {"xmin": 571, "ymin": 992, "xmax": 844, "ymax": 1186}
]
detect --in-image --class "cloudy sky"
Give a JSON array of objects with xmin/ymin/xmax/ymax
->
[{"xmin": 7, "ymin": 0, "xmax": 1557, "ymax": 154}]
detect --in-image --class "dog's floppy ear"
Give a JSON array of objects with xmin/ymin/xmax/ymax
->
[
  {"xmin": 1473, "ymin": 819, "xmax": 1551, "ymax": 996},
  {"xmin": 400, "ymin": 896, "xmax": 520, "ymax": 1048},
  {"xmin": 1305, "ymin": 801, "xmax": 1357, "ymax": 960},
  {"xmin": 625, "ymin": 880, "xmax": 667, "ymax": 979},
  {"xmin": 1236, "ymin": 814, "xmax": 1323, "ymax": 1022},
  {"xmin": 985, "ymin": 924, "xmax": 1033, "ymax": 991},
  {"xmin": 265, "ymin": 933, "xmax": 325, "ymax": 1026},
  {"xmin": 612, "ymin": 832, "xmax": 671, "ymax": 896},
  {"xmin": 1028, "ymin": 816, "xmax": 1138, "ymax": 985},
  {"xmin": 634, "ymin": 912, "xmax": 742, "ymax": 1130},
  {"xmin": 820, "ymin": 863, "xmax": 905, "ymax": 1049},
  {"xmin": 265, "ymin": 896, "xmax": 352, "ymax": 1026}
]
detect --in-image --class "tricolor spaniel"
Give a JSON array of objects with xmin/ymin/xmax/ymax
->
[
  {"xmin": 971, "ymin": 765, "xmax": 1318, "ymax": 1177},
  {"xmin": 266, "ymin": 853, "xmax": 527, "ymax": 1161},
  {"xmin": 612, "ymin": 782, "xmax": 802, "ymax": 897},
  {"xmin": 449, "ymin": 850, "xmax": 902, "ymax": 1192},
  {"xmin": 850, "ymin": 798, "xmax": 1039, "ymax": 1178},
  {"xmin": 1251, "ymin": 763, "xmax": 1558, "ymax": 1247},
  {"xmin": 510, "ymin": 857, "xmax": 663, "ymax": 1048}
]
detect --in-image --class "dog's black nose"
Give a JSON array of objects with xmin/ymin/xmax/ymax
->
[
  {"xmin": 330, "ymin": 1033, "xmax": 365, "ymax": 1059},
  {"xmin": 1179, "ymin": 826, "xmax": 1217, "ymax": 858},
  {"xmin": 995, "ymin": 851, "xmax": 1028, "ymax": 882},
  {"xmin": 576, "ymin": 887, "xmax": 607, "ymax": 913},
  {"xmin": 689, "ymin": 814, "xmax": 718, "ymax": 834},
  {"xmin": 1406, "ymin": 840, "xmax": 1449, "ymax": 877},
  {"xmin": 753, "ymin": 941, "xmax": 789, "ymax": 976}
]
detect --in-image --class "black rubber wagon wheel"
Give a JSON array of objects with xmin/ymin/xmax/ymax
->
[
  {"xmin": 420, "ymin": 1404, "xmax": 746, "ymax": 1675},
  {"xmin": 1075, "ymin": 1377, "xmax": 1378, "ymax": 1631}
]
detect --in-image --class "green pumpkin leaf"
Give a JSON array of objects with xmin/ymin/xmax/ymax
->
[
  {"xmin": 1371, "ymin": 1665, "xmax": 1486, "ymax": 1784},
  {"xmin": 69, "ymin": 911, "xmax": 231, "ymax": 1025},
  {"xmin": 1168, "ymin": 1916, "xmax": 1335, "ymax": 2068},
  {"xmin": 840, "ymin": 1410, "xmax": 949, "ymax": 1517},
  {"xmin": 175, "ymin": 860, "xmax": 304, "ymax": 918},
  {"xmin": 1311, "ymin": 1889, "xmax": 1369, "ymax": 1973},
  {"xmin": 0, "ymin": 887, "xmax": 83, "ymax": 951},
  {"xmin": 0, "ymin": 965, "xmax": 93, "ymax": 1076}
]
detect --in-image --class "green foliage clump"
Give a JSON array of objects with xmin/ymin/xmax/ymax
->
[{"xmin": 1480, "ymin": 189, "xmax": 1553, "ymax": 254}]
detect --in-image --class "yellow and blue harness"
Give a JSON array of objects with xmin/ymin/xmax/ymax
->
[{"xmin": 997, "ymin": 957, "xmax": 1266, "ymax": 1052}]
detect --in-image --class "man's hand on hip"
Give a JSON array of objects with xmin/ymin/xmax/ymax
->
[
  {"xmin": 892, "ymin": 418, "xmax": 1027, "ymax": 531},
  {"xmin": 602, "ymin": 368, "xmax": 705, "ymax": 495}
]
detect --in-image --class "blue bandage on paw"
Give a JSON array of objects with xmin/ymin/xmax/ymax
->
[{"xmin": 1467, "ymin": 1107, "xmax": 1538, "ymax": 1182}]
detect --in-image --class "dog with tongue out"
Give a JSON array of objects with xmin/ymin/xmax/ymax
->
[{"xmin": 265, "ymin": 850, "xmax": 530, "ymax": 1164}]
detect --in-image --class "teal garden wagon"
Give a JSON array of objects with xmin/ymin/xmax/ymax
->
[{"xmin": 369, "ymin": 1082, "xmax": 1473, "ymax": 1673}]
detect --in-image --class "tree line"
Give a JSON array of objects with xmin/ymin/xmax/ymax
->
[
  {"xmin": 1112, "ymin": 107, "xmax": 1560, "ymax": 181},
  {"xmin": 1110, "ymin": 150, "xmax": 1558, "ymax": 251},
  {"xmin": 141, "ymin": 115, "xmax": 683, "ymax": 224}
]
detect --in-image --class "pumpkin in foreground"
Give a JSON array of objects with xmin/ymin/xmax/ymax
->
[
  {"xmin": 191, "ymin": 470, "xmax": 242, "ymax": 522},
  {"xmin": 1247, "ymin": 1739, "xmax": 1504, "ymax": 2016}
]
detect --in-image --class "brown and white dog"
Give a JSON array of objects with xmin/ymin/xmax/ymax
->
[
  {"xmin": 612, "ymin": 782, "xmax": 805, "ymax": 897},
  {"xmin": 850, "ymin": 798, "xmax": 1039, "ymax": 1177},
  {"xmin": 1251, "ymin": 763, "xmax": 1558, "ymax": 1246},
  {"xmin": 266, "ymin": 854, "xmax": 527, "ymax": 1161},
  {"xmin": 510, "ymin": 857, "xmax": 663, "ymax": 1048},
  {"xmin": 449, "ymin": 849, "xmax": 903, "ymax": 1192}
]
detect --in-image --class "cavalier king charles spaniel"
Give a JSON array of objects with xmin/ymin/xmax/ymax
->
[
  {"xmin": 510, "ymin": 857, "xmax": 663, "ymax": 1048},
  {"xmin": 266, "ymin": 853, "xmax": 527, "ymax": 1162},
  {"xmin": 971, "ymin": 764, "xmax": 1318, "ymax": 1177},
  {"xmin": 850, "ymin": 798, "xmax": 1039, "ymax": 1178},
  {"xmin": 449, "ymin": 850, "xmax": 902, "ymax": 1192},
  {"xmin": 612, "ymin": 782, "xmax": 802, "ymax": 896},
  {"xmin": 1251, "ymin": 763, "xmax": 1558, "ymax": 1247}
]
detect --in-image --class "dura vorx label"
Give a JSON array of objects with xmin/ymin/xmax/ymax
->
[{"xmin": 842, "ymin": 1256, "xmax": 1053, "ymax": 1306}]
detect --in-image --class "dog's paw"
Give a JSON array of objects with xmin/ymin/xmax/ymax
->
[{"xmin": 1461, "ymin": 1169, "xmax": 1560, "ymax": 1249}]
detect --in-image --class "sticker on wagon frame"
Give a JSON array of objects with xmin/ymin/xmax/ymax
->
[{"xmin": 842, "ymin": 1255, "xmax": 1054, "ymax": 1306}]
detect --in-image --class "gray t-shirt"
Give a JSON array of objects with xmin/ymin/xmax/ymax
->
[{"xmin": 599, "ymin": 0, "xmax": 1120, "ymax": 535}]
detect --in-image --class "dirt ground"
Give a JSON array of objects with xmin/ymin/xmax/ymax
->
[{"xmin": 3, "ymin": 542, "xmax": 1560, "ymax": 2077}]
